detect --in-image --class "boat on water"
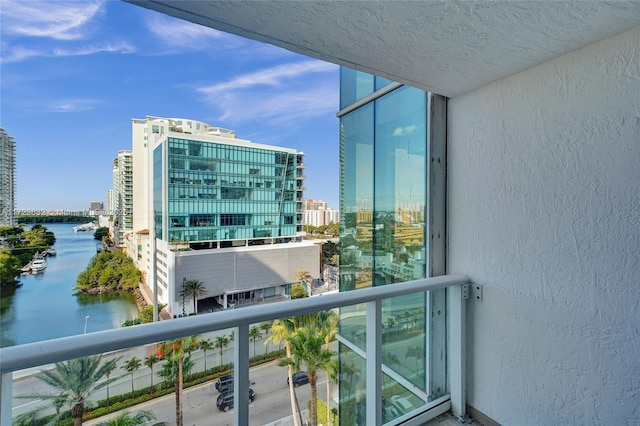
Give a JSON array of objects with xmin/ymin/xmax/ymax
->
[
  {"xmin": 73, "ymin": 222, "xmax": 98, "ymax": 232},
  {"xmin": 30, "ymin": 258, "xmax": 47, "ymax": 273},
  {"xmin": 46, "ymin": 247, "xmax": 57, "ymax": 256}
]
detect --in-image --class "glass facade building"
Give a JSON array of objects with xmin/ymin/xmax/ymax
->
[
  {"xmin": 338, "ymin": 69, "xmax": 447, "ymax": 424},
  {"xmin": 152, "ymin": 133, "xmax": 304, "ymax": 246},
  {"xmin": 0, "ymin": 128, "xmax": 16, "ymax": 227}
]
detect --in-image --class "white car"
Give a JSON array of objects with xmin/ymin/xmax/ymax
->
[{"xmin": 390, "ymin": 395, "xmax": 413, "ymax": 413}]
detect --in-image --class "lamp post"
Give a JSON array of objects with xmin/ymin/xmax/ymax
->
[
  {"xmin": 182, "ymin": 277, "xmax": 186, "ymax": 317},
  {"xmin": 83, "ymin": 315, "xmax": 90, "ymax": 334}
]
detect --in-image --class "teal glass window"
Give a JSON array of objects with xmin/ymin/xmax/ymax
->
[{"xmin": 339, "ymin": 75, "xmax": 445, "ymax": 425}]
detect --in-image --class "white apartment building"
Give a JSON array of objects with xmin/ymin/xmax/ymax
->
[
  {"xmin": 111, "ymin": 150, "xmax": 133, "ymax": 248},
  {"xmin": 302, "ymin": 207, "xmax": 339, "ymax": 228},
  {"xmin": 0, "ymin": 128, "xmax": 16, "ymax": 227},
  {"xmin": 127, "ymin": 116, "xmax": 319, "ymax": 317}
]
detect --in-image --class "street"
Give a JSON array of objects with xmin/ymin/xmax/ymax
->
[
  {"xmin": 85, "ymin": 359, "xmax": 331, "ymax": 426},
  {"xmin": 11, "ymin": 328, "xmax": 337, "ymax": 425}
]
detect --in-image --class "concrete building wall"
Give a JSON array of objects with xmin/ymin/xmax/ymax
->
[
  {"xmin": 170, "ymin": 242, "xmax": 320, "ymax": 314},
  {"xmin": 448, "ymin": 27, "xmax": 640, "ymax": 425}
]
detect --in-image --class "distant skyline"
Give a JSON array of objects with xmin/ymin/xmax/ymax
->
[{"xmin": 1, "ymin": 0, "xmax": 340, "ymax": 211}]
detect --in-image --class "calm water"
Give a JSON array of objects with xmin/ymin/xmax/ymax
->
[{"xmin": 0, "ymin": 223, "xmax": 139, "ymax": 347}]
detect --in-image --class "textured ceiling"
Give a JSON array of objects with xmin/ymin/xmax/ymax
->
[{"xmin": 127, "ymin": 1, "xmax": 640, "ymax": 98}]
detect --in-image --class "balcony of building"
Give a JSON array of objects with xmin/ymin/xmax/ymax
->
[
  {"xmin": 116, "ymin": 2, "xmax": 638, "ymax": 425},
  {"xmin": 1, "ymin": 275, "xmax": 470, "ymax": 426}
]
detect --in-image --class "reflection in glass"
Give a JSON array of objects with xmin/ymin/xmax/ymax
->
[{"xmin": 339, "ymin": 76, "xmax": 447, "ymax": 424}]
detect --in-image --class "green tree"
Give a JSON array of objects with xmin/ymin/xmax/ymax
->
[
  {"xmin": 93, "ymin": 227, "xmax": 110, "ymax": 241},
  {"xmin": 96, "ymin": 410, "xmax": 167, "ymax": 426},
  {"xmin": 249, "ymin": 326, "xmax": 262, "ymax": 357},
  {"xmin": 17, "ymin": 355, "xmax": 122, "ymax": 426},
  {"xmin": 214, "ymin": 334, "xmax": 230, "ymax": 366},
  {"xmin": 295, "ymin": 269, "xmax": 313, "ymax": 297},
  {"xmin": 0, "ymin": 247, "xmax": 22, "ymax": 285},
  {"xmin": 199, "ymin": 338, "xmax": 214, "ymax": 371},
  {"xmin": 138, "ymin": 304, "xmax": 166, "ymax": 323},
  {"xmin": 124, "ymin": 357, "xmax": 142, "ymax": 393},
  {"xmin": 104, "ymin": 359, "xmax": 118, "ymax": 406},
  {"xmin": 180, "ymin": 279, "xmax": 208, "ymax": 314},
  {"xmin": 322, "ymin": 241, "xmax": 339, "ymax": 266},
  {"xmin": 161, "ymin": 336, "xmax": 199, "ymax": 426},
  {"xmin": 75, "ymin": 250, "xmax": 141, "ymax": 292},
  {"xmin": 289, "ymin": 282, "xmax": 307, "ymax": 299},
  {"xmin": 266, "ymin": 320, "xmax": 301, "ymax": 426},
  {"xmin": 144, "ymin": 354, "xmax": 160, "ymax": 388},
  {"xmin": 280, "ymin": 326, "xmax": 336, "ymax": 426},
  {"xmin": 260, "ymin": 321, "xmax": 273, "ymax": 352}
]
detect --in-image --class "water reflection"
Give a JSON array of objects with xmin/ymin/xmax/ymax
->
[{"xmin": 0, "ymin": 223, "xmax": 139, "ymax": 347}]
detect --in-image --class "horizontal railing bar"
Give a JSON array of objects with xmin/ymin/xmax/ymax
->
[{"xmin": 0, "ymin": 274, "xmax": 468, "ymax": 374}]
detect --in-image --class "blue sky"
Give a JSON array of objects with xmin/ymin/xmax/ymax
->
[{"xmin": 1, "ymin": 0, "xmax": 340, "ymax": 211}]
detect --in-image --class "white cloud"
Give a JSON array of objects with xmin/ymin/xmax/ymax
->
[
  {"xmin": 0, "ymin": 45, "xmax": 44, "ymax": 64},
  {"xmin": 393, "ymin": 125, "xmax": 418, "ymax": 136},
  {"xmin": 1, "ymin": 0, "xmax": 103, "ymax": 41},
  {"xmin": 52, "ymin": 42, "xmax": 136, "ymax": 57},
  {"xmin": 1, "ymin": 42, "xmax": 135, "ymax": 64},
  {"xmin": 196, "ymin": 60, "xmax": 338, "ymax": 126},
  {"xmin": 145, "ymin": 14, "xmax": 231, "ymax": 49},
  {"xmin": 199, "ymin": 60, "xmax": 337, "ymax": 96},
  {"xmin": 216, "ymin": 83, "xmax": 338, "ymax": 125},
  {"xmin": 47, "ymin": 99, "xmax": 99, "ymax": 113}
]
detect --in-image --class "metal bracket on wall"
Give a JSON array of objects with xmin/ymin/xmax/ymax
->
[{"xmin": 462, "ymin": 284, "xmax": 483, "ymax": 301}]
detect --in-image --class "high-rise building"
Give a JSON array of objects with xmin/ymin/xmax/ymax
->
[
  {"xmin": 105, "ymin": 189, "xmax": 114, "ymax": 216},
  {"xmin": 302, "ymin": 198, "xmax": 339, "ymax": 229},
  {"xmin": 89, "ymin": 201, "xmax": 104, "ymax": 214},
  {"xmin": 112, "ymin": 150, "xmax": 133, "ymax": 247},
  {"xmin": 129, "ymin": 116, "xmax": 319, "ymax": 316},
  {"xmin": 0, "ymin": 127, "xmax": 16, "ymax": 227}
]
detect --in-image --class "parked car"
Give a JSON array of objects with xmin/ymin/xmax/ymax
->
[
  {"xmin": 287, "ymin": 371, "xmax": 309, "ymax": 387},
  {"xmin": 215, "ymin": 374, "xmax": 234, "ymax": 393},
  {"xmin": 390, "ymin": 395, "xmax": 413, "ymax": 413},
  {"xmin": 216, "ymin": 388, "xmax": 256, "ymax": 412}
]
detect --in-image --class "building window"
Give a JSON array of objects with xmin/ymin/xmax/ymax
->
[{"xmin": 338, "ymin": 69, "xmax": 447, "ymax": 425}]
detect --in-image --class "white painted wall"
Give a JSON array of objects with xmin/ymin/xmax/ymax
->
[
  {"xmin": 448, "ymin": 27, "xmax": 640, "ymax": 425},
  {"xmin": 169, "ymin": 242, "xmax": 320, "ymax": 315}
]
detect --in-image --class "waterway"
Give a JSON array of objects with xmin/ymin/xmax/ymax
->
[{"xmin": 0, "ymin": 223, "xmax": 139, "ymax": 347}]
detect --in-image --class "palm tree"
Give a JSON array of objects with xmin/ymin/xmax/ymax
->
[
  {"xmin": 17, "ymin": 354, "xmax": 122, "ymax": 426},
  {"xmin": 295, "ymin": 268, "xmax": 313, "ymax": 297},
  {"xmin": 162, "ymin": 335, "xmax": 199, "ymax": 426},
  {"xmin": 144, "ymin": 354, "xmax": 160, "ymax": 388},
  {"xmin": 96, "ymin": 410, "xmax": 168, "ymax": 426},
  {"xmin": 316, "ymin": 310, "xmax": 338, "ymax": 426},
  {"xmin": 124, "ymin": 357, "xmax": 142, "ymax": 393},
  {"xmin": 199, "ymin": 338, "xmax": 214, "ymax": 371},
  {"xmin": 104, "ymin": 360, "xmax": 118, "ymax": 406},
  {"xmin": 405, "ymin": 345, "xmax": 424, "ymax": 376},
  {"xmin": 249, "ymin": 326, "xmax": 262, "ymax": 358},
  {"xmin": 323, "ymin": 359, "xmax": 339, "ymax": 426},
  {"xmin": 266, "ymin": 319, "xmax": 300, "ymax": 426},
  {"xmin": 180, "ymin": 279, "xmax": 207, "ymax": 314},
  {"xmin": 259, "ymin": 321, "xmax": 273, "ymax": 351},
  {"xmin": 280, "ymin": 326, "xmax": 336, "ymax": 426},
  {"xmin": 214, "ymin": 334, "xmax": 230, "ymax": 366}
]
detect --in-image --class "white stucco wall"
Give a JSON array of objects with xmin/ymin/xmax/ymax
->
[
  {"xmin": 448, "ymin": 27, "xmax": 640, "ymax": 425},
  {"xmin": 169, "ymin": 242, "xmax": 320, "ymax": 314}
]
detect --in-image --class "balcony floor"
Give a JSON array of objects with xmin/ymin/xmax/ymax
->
[{"xmin": 425, "ymin": 412, "xmax": 484, "ymax": 426}]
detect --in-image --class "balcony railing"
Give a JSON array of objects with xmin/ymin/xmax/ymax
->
[{"xmin": 0, "ymin": 274, "xmax": 468, "ymax": 426}]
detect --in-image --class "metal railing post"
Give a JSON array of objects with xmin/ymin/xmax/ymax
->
[
  {"xmin": 234, "ymin": 324, "xmax": 250, "ymax": 426},
  {"xmin": 1, "ymin": 372, "xmax": 12, "ymax": 426},
  {"xmin": 448, "ymin": 285, "xmax": 466, "ymax": 417},
  {"xmin": 366, "ymin": 299, "xmax": 382, "ymax": 425}
]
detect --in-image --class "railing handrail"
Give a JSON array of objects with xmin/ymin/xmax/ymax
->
[{"xmin": 0, "ymin": 274, "xmax": 468, "ymax": 374}]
